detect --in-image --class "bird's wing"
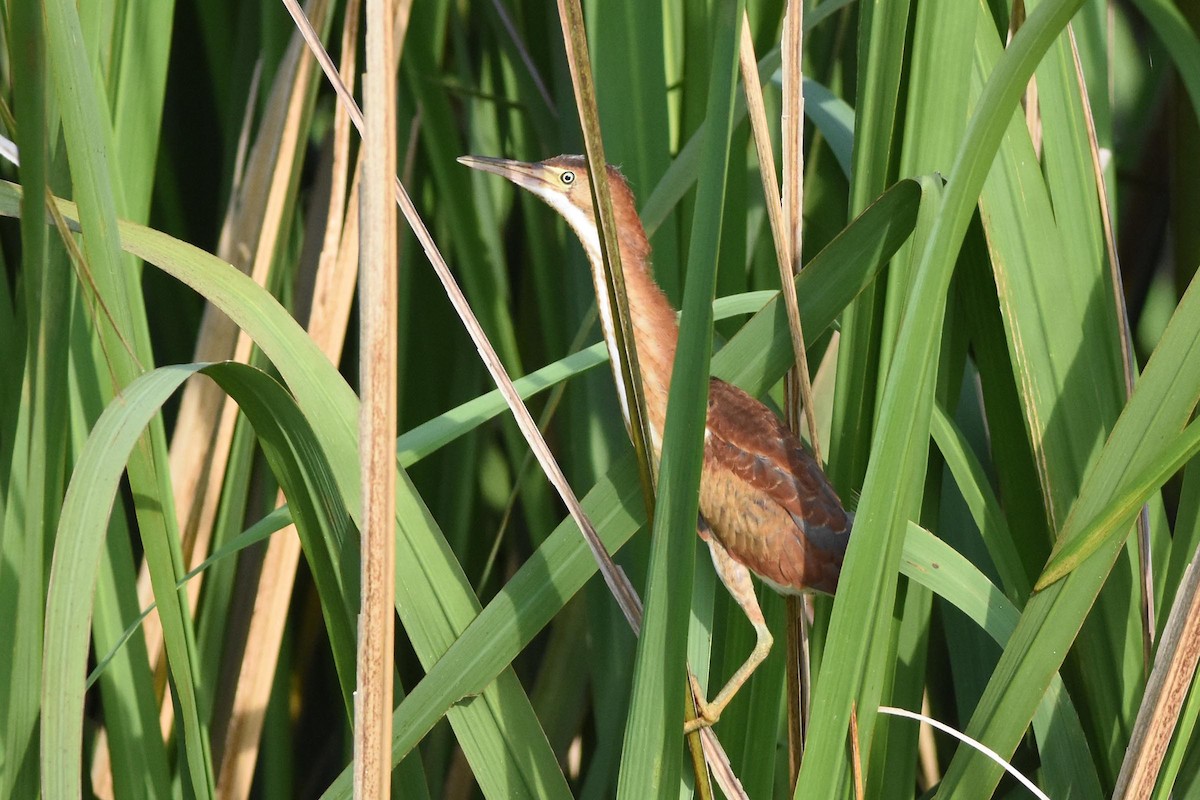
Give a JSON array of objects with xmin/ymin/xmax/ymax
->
[{"xmin": 705, "ymin": 378, "xmax": 851, "ymax": 553}]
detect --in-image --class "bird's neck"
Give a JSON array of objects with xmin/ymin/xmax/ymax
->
[{"xmin": 584, "ymin": 230, "xmax": 679, "ymax": 451}]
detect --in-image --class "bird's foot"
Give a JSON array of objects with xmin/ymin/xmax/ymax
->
[
  {"xmin": 683, "ymin": 710, "xmax": 719, "ymax": 735},
  {"xmin": 684, "ymin": 674, "xmax": 721, "ymax": 734}
]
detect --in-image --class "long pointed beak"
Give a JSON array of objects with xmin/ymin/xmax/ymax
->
[{"xmin": 457, "ymin": 155, "xmax": 554, "ymax": 195}]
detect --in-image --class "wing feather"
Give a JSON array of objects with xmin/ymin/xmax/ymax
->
[{"xmin": 705, "ymin": 378, "xmax": 851, "ymax": 560}]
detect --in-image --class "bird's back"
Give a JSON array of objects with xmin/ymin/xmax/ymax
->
[{"xmin": 698, "ymin": 378, "xmax": 851, "ymax": 596}]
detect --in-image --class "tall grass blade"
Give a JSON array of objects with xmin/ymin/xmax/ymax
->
[{"xmin": 616, "ymin": 2, "xmax": 743, "ymax": 794}]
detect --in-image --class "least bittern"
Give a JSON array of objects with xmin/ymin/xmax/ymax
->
[{"xmin": 459, "ymin": 154, "xmax": 852, "ymax": 733}]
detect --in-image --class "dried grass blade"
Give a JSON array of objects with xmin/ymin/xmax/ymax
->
[
  {"xmin": 353, "ymin": 0, "xmax": 399, "ymax": 792},
  {"xmin": 1114, "ymin": 557, "xmax": 1200, "ymax": 798},
  {"xmin": 214, "ymin": 3, "xmax": 364, "ymax": 796},
  {"xmin": 555, "ymin": 0, "xmax": 660, "ymax": 529}
]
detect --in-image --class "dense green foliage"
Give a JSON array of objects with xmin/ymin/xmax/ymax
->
[{"xmin": 2, "ymin": 0, "xmax": 1200, "ymax": 797}]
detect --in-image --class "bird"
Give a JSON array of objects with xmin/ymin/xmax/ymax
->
[{"xmin": 458, "ymin": 154, "xmax": 852, "ymax": 733}]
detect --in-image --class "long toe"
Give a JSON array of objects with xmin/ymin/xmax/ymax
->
[{"xmin": 683, "ymin": 708, "xmax": 719, "ymax": 735}]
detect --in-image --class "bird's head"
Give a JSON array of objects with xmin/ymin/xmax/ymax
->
[{"xmin": 457, "ymin": 154, "xmax": 648, "ymax": 265}]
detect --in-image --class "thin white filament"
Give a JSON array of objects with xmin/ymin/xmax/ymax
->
[
  {"xmin": 0, "ymin": 134, "xmax": 19, "ymax": 167},
  {"xmin": 877, "ymin": 705, "xmax": 1050, "ymax": 800}
]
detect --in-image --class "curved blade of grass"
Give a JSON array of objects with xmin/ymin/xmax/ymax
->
[
  {"xmin": 42, "ymin": 366, "xmax": 204, "ymax": 800},
  {"xmin": 206, "ymin": 363, "xmax": 359, "ymax": 707},
  {"xmin": 45, "ymin": 362, "xmax": 357, "ymax": 789},
  {"xmin": 1039, "ymin": 419, "xmax": 1200, "ymax": 588}
]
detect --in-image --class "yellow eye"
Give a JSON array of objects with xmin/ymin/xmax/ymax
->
[{"xmin": 561, "ymin": 171, "xmax": 576, "ymax": 185}]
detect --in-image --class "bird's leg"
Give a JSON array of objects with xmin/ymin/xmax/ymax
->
[{"xmin": 684, "ymin": 536, "xmax": 774, "ymax": 734}]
